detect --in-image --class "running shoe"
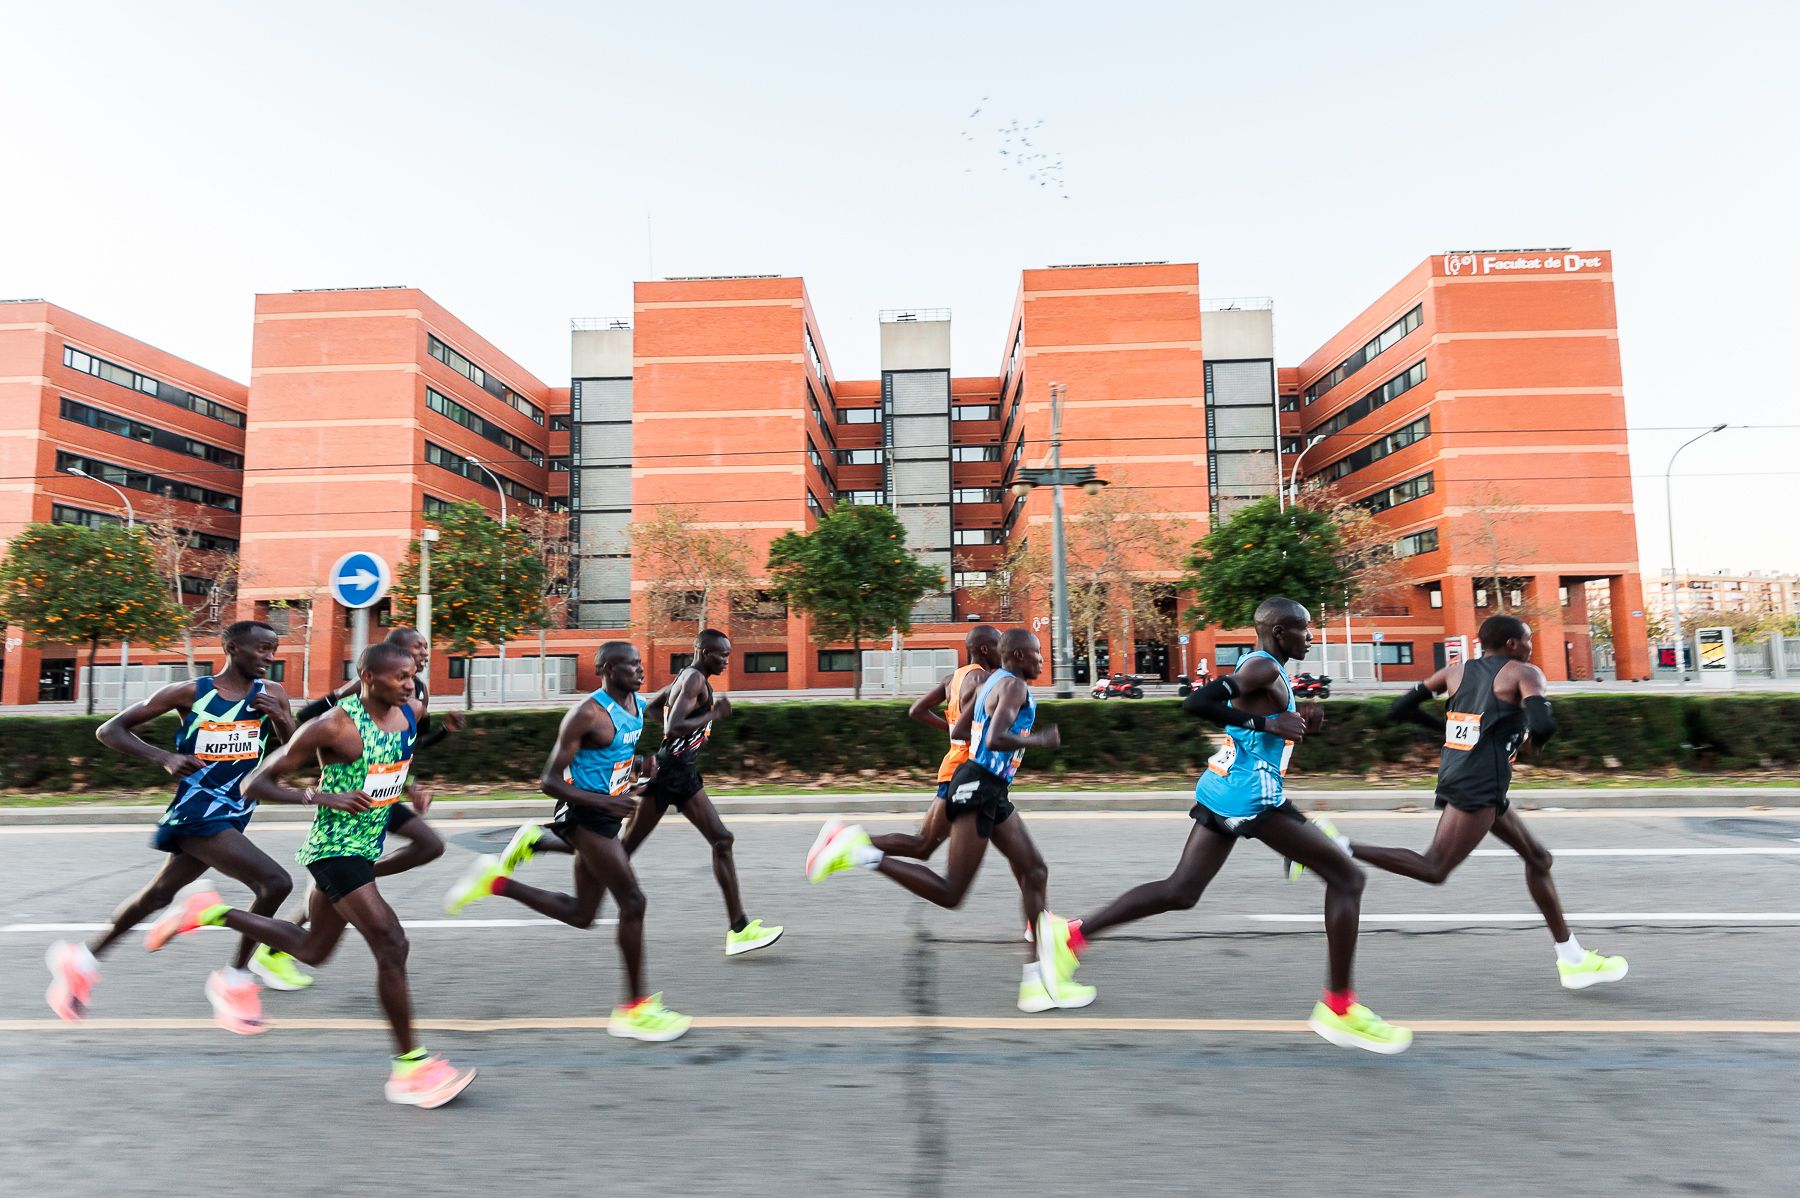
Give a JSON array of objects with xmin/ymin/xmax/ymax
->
[
  {"xmin": 608, "ymin": 994, "xmax": 692, "ymax": 1042},
  {"xmin": 725, "ymin": 918, "xmax": 784, "ymax": 957},
  {"xmin": 205, "ymin": 968, "xmax": 268, "ymax": 1036},
  {"xmin": 1285, "ymin": 818, "xmax": 1347, "ymax": 882},
  {"xmin": 1558, "ymin": 950, "xmax": 1629, "ymax": 990},
  {"xmin": 804, "ymin": 818, "xmax": 845, "ymax": 877},
  {"xmin": 44, "ymin": 941, "xmax": 98, "ymax": 1022},
  {"xmin": 1034, "ymin": 912, "xmax": 1083, "ymax": 1005},
  {"xmin": 1018, "ymin": 964, "xmax": 1056, "ymax": 1013},
  {"xmin": 249, "ymin": 945, "xmax": 313, "ymax": 991},
  {"xmin": 1023, "ymin": 916, "xmax": 1081, "ymax": 945},
  {"xmin": 143, "ymin": 890, "xmax": 225, "ymax": 951},
  {"xmin": 500, "ymin": 823, "xmax": 546, "ymax": 873},
  {"xmin": 443, "ymin": 854, "xmax": 508, "ymax": 915},
  {"xmin": 385, "ymin": 1055, "xmax": 478, "ymax": 1108},
  {"xmin": 806, "ymin": 823, "xmax": 871, "ymax": 884},
  {"xmin": 1307, "ymin": 1001, "xmax": 1412, "ymax": 1054}
]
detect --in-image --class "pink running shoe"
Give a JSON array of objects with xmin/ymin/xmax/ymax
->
[
  {"xmin": 205, "ymin": 968, "xmax": 267, "ymax": 1036},
  {"xmin": 805, "ymin": 819, "xmax": 846, "ymax": 878},
  {"xmin": 144, "ymin": 890, "xmax": 223, "ymax": 952},
  {"xmin": 45, "ymin": 941, "xmax": 99, "ymax": 1022},
  {"xmin": 384, "ymin": 1056, "xmax": 478, "ymax": 1108}
]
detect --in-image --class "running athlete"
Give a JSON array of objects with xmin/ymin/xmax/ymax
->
[
  {"xmin": 45, "ymin": 620, "xmax": 296, "ymax": 1033},
  {"xmin": 142, "ymin": 641, "xmax": 476, "ymax": 1108},
  {"xmin": 1332, "ymin": 614, "xmax": 1627, "ymax": 990},
  {"xmin": 626, "ymin": 629, "xmax": 782, "ymax": 957},
  {"xmin": 806, "ymin": 629, "xmax": 1092, "ymax": 1013},
  {"xmin": 1073, "ymin": 597, "xmax": 1413, "ymax": 1054},
  {"xmin": 260, "ymin": 626, "xmax": 458, "ymax": 991},
  {"xmin": 441, "ymin": 641, "xmax": 691, "ymax": 1042}
]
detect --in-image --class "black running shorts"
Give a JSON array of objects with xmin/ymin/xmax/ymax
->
[
  {"xmin": 385, "ymin": 802, "xmax": 418, "ymax": 830},
  {"xmin": 306, "ymin": 855, "xmax": 377, "ymax": 904},
  {"xmin": 1435, "ymin": 790, "xmax": 1511, "ymax": 817},
  {"xmin": 646, "ymin": 749, "xmax": 705, "ymax": 810},
  {"xmin": 547, "ymin": 803, "xmax": 623, "ymax": 841},
  {"xmin": 944, "ymin": 760, "xmax": 1016, "ymax": 838},
  {"xmin": 1189, "ymin": 800, "xmax": 1305, "ymax": 840}
]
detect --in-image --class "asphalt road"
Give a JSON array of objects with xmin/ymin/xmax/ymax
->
[{"xmin": 4, "ymin": 800, "xmax": 1799, "ymax": 1196}]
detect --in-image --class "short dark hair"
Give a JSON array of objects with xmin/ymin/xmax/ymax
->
[
  {"xmin": 358, "ymin": 642, "xmax": 414, "ymax": 675},
  {"xmin": 998, "ymin": 628, "xmax": 1038, "ymax": 656},
  {"xmin": 1479, "ymin": 614, "xmax": 1529, "ymax": 651},
  {"xmin": 697, "ymin": 628, "xmax": 730, "ymax": 649},
  {"xmin": 598, "ymin": 640, "xmax": 638, "ymax": 671},
  {"xmin": 965, "ymin": 624, "xmax": 1001, "ymax": 651},
  {"xmin": 1253, "ymin": 597, "xmax": 1309, "ymax": 631},
  {"xmin": 222, "ymin": 620, "xmax": 275, "ymax": 644},
  {"xmin": 386, "ymin": 626, "xmax": 426, "ymax": 647}
]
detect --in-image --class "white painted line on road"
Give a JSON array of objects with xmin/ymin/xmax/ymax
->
[
  {"xmin": 1, "ymin": 918, "xmax": 617, "ymax": 934},
  {"xmin": 1249, "ymin": 912, "xmax": 1800, "ymax": 924}
]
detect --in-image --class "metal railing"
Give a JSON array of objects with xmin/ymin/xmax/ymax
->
[
  {"xmin": 570, "ymin": 317, "xmax": 633, "ymax": 331},
  {"xmin": 1201, "ymin": 296, "xmax": 1274, "ymax": 312},
  {"xmin": 879, "ymin": 308, "xmax": 951, "ymax": 323}
]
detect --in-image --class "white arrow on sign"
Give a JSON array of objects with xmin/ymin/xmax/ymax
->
[{"xmin": 337, "ymin": 568, "xmax": 379, "ymax": 589}]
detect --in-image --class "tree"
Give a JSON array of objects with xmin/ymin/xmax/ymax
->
[
  {"xmin": 390, "ymin": 502, "xmax": 547, "ymax": 709},
  {"xmin": 627, "ymin": 504, "xmax": 754, "ymax": 637},
  {"xmin": 767, "ymin": 505, "xmax": 943, "ymax": 699},
  {"xmin": 517, "ymin": 507, "xmax": 574, "ymax": 700},
  {"xmin": 1064, "ymin": 486, "xmax": 1185, "ymax": 681},
  {"xmin": 0, "ymin": 522, "xmax": 186, "ymax": 713},
  {"xmin": 1453, "ymin": 482, "xmax": 1539, "ymax": 616},
  {"xmin": 1181, "ymin": 496, "xmax": 1350, "ymax": 631},
  {"xmin": 139, "ymin": 495, "xmax": 240, "ymax": 676},
  {"xmin": 960, "ymin": 536, "xmax": 1049, "ymax": 623}
]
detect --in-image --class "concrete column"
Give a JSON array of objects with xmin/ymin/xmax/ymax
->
[
  {"xmin": 2, "ymin": 633, "xmax": 38, "ymax": 705},
  {"xmin": 1608, "ymin": 574, "xmax": 1653, "ymax": 681},
  {"xmin": 1441, "ymin": 575, "xmax": 1478, "ymax": 660},
  {"xmin": 1532, "ymin": 574, "xmax": 1569, "ymax": 682}
]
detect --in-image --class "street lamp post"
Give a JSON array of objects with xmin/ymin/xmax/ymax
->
[
  {"xmin": 1284, "ymin": 434, "xmax": 1325, "ymax": 511},
  {"xmin": 466, "ymin": 455, "xmax": 510, "ymax": 705},
  {"xmin": 417, "ymin": 527, "xmax": 439, "ymax": 694},
  {"xmin": 69, "ymin": 467, "xmax": 136, "ymax": 709},
  {"xmin": 1664, "ymin": 423, "xmax": 1727, "ymax": 683},
  {"xmin": 1011, "ymin": 382, "xmax": 1106, "ymax": 699}
]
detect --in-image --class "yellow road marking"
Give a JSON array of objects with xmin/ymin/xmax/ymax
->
[{"xmin": 2, "ymin": 1016, "xmax": 1797, "ymax": 1035}]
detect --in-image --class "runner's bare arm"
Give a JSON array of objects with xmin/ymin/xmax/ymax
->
[
  {"xmin": 661, "ymin": 671, "xmax": 714, "ymax": 738},
  {"xmin": 250, "ymin": 681, "xmax": 298, "ymax": 744},
  {"xmin": 539, "ymin": 701, "xmax": 635, "ymax": 819},
  {"xmin": 243, "ymin": 710, "xmax": 371, "ymax": 812},
  {"xmin": 96, "ymin": 680, "xmax": 203, "ymax": 776},
  {"xmin": 986, "ymin": 677, "xmax": 1059, "ymax": 751},
  {"xmin": 907, "ymin": 676, "xmax": 953, "ymax": 731}
]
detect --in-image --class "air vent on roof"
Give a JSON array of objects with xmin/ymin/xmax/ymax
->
[{"xmin": 1044, "ymin": 261, "xmax": 1169, "ymax": 269}]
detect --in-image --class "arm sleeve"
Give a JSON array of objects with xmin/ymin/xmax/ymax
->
[
  {"xmin": 295, "ymin": 694, "xmax": 336, "ymax": 725},
  {"xmin": 414, "ymin": 713, "xmax": 448, "ymax": 753},
  {"xmin": 1389, "ymin": 683, "xmax": 1446, "ymax": 734},
  {"xmin": 1523, "ymin": 695, "xmax": 1557, "ymax": 747},
  {"xmin": 1181, "ymin": 676, "xmax": 1263, "ymax": 731}
]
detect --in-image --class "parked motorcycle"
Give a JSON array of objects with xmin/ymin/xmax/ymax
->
[
  {"xmin": 1291, "ymin": 672, "xmax": 1333, "ymax": 701},
  {"xmin": 1090, "ymin": 673, "xmax": 1146, "ymax": 700},
  {"xmin": 1175, "ymin": 667, "xmax": 1216, "ymax": 697}
]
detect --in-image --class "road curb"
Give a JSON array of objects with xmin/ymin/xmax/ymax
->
[{"xmin": 4, "ymin": 787, "xmax": 1798, "ymax": 825}]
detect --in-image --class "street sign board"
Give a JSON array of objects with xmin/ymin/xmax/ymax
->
[
  {"xmin": 330, "ymin": 551, "xmax": 392, "ymax": 610},
  {"xmin": 1372, "ymin": 631, "xmax": 1385, "ymax": 642},
  {"xmin": 1177, "ymin": 634, "xmax": 1190, "ymax": 645}
]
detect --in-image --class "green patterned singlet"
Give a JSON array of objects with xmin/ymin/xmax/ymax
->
[{"xmin": 296, "ymin": 696, "xmax": 417, "ymax": 865}]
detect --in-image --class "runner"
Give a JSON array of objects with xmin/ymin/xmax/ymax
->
[
  {"xmin": 45, "ymin": 620, "xmax": 295, "ymax": 1033},
  {"xmin": 805, "ymin": 629, "xmax": 1093, "ymax": 1013},
  {"xmin": 1072, "ymin": 597, "xmax": 1413, "ymax": 1054},
  {"xmin": 259, "ymin": 626, "xmax": 459, "ymax": 991},
  {"xmin": 626, "ymin": 629, "xmax": 782, "ymax": 957},
  {"xmin": 1331, "ymin": 613, "xmax": 1627, "ymax": 990},
  {"xmin": 440, "ymin": 640, "xmax": 691, "ymax": 1042},
  {"xmin": 141, "ymin": 640, "xmax": 476, "ymax": 1107}
]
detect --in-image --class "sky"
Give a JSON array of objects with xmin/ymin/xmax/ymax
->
[{"xmin": 3, "ymin": 1, "xmax": 1795, "ymax": 573}]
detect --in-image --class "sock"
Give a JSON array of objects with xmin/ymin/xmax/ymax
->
[
  {"xmin": 1332, "ymin": 833, "xmax": 1353, "ymax": 855},
  {"xmin": 224, "ymin": 966, "xmax": 254, "ymax": 983},
  {"xmin": 72, "ymin": 943, "xmax": 99, "ymax": 972},
  {"xmin": 489, "ymin": 876, "xmax": 510, "ymax": 897},
  {"xmin": 198, "ymin": 903, "xmax": 231, "ymax": 927},
  {"xmin": 393, "ymin": 1047, "xmax": 428, "ymax": 1070},
  {"xmin": 852, "ymin": 843, "xmax": 884, "ymax": 870},
  {"xmin": 1323, "ymin": 988, "xmax": 1355, "ymax": 1016},
  {"xmin": 1022, "ymin": 962, "xmax": 1041, "ymax": 983},
  {"xmin": 730, "ymin": 917, "xmax": 749, "ymax": 934},
  {"xmin": 1555, "ymin": 936, "xmax": 1586, "ymax": 965}
]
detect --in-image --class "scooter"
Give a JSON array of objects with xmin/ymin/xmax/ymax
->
[
  {"xmin": 1175, "ymin": 667, "xmax": 1215, "ymax": 697},
  {"xmin": 1291, "ymin": 672, "xmax": 1333, "ymax": 701},
  {"xmin": 1090, "ymin": 673, "xmax": 1146, "ymax": 700}
]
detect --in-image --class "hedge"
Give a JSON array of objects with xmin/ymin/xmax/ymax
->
[{"xmin": 4, "ymin": 694, "xmax": 1798, "ymax": 793}]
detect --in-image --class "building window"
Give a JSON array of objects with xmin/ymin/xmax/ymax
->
[
  {"xmin": 549, "ymin": 456, "xmax": 570, "ymax": 472},
  {"xmin": 807, "ymin": 491, "xmax": 824, "ymax": 517},
  {"xmin": 952, "ymin": 528, "xmax": 999, "ymax": 545},
  {"xmin": 550, "ymin": 415, "xmax": 571, "ymax": 432},
  {"xmin": 1308, "ymin": 360, "xmax": 1428, "ymax": 442},
  {"xmin": 428, "ymin": 334, "xmax": 543, "ymax": 424},
  {"xmin": 817, "ymin": 650, "xmax": 858, "ymax": 672},
  {"xmin": 424, "ymin": 441, "xmax": 545, "ymax": 507},
  {"xmin": 1303, "ymin": 305, "xmax": 1422, "ymax": 403},
  {"xmin": 1215, "ymin": 644, "xmax": 1254, "ymax": 666},
  {"xmin": 952, "ymin": 445, "xmax": 1001, "ymax": 462},
  {"xmin": 1374, "ymin": 642, "xmax": 1415, "ymax": 665},
  {"xmin": 836, "ymin": 448, "xmax": 883, "ymax": 466},
  {"xmin": 448, "ymin": 656, "xmax": 467, "ymax": 679},
  {"xmin": 1279, "ymin": 395, "xmax": 1299, "ymax": 412},
  {"xmin": 1392, "ymin": 527, "xmax": 1440, "ymax": 558},
  {"xmin": 62, "ymin": 345, "xmax": 245, "ymax": 428},
  {"xmin": 953, "ymin": 488, "xmax": 1003, "ymax": 504},
  {"xmin": 1559, "ymin": 586, "xmax": 1571, "ymax": 606},
  {"xmin": 1316, "ymin": 416, "xmax": 1430, "ymax": 485},
  {"xmin": 835, "ymin": 489, "xmax": 886, "ymax": 506},
  {"xmin": 743, "ymin": 652, "xmax": 788, "ymax": 674},
  {"xmin": 56, "ymin": 451, "xmax": 239, "ymax": 512},
  {"xmin": 52, "ymin": 503, "xmax": 122, "ymax": 530},
  {"xmin": 808, "ymin": 444, "xmax": 825, "ymax": 470},
  {"xmin": 670, "ymin": 653, "xmax": 694, "ymax": 674},
  {"xmin": 952, "ymin": 404, "xmax": 998, "ymax": 421},
  {"xmin": 266, "ymin": 661, "xmax": 286, "ymax": 682},
  {"xmin": 1281, "ymin": 437, "xmax": 1302, "ymax": 455},
  {"xmin": 425, "ymin": 388, "xmax": 545, "ymax": 466},
  {"xmin": 59, "ymin": 398, "xmax": 244, "ymax": 468},
  {"xmin": 423, "ymin": 494, "xmax": 454, "ymax": 516},
  {"xmin": 1360, "ymin": 472, "xmax": 1434, "ymax": 514},
  {"xmin": 837, "ymin": 407, "xmax": 882, "ymax": 425},
  {"xmin": 954, "ymin": 571, "xmax": 989, "ymax": 589}
]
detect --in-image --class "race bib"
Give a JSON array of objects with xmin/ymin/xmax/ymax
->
[
  {"xmin": 1207, "ymin": 738, "xmax": 1238, "ymax": 776},
  {"xmin": 1445, "ymin": 712, "xmax": 1482, "ymax": 752},
  {"xmin": 194, "ymin": 720, "xmax": 261, "ymax": 762},
  {"xmin": 1278, "ymin": 740, "xmax": 1295, "ymax": 776},
  {"xmin": 608, "ymin": 758, "xmax": 636, "ymax": 796},
  {"xmin": 365, "ymin": 759, "xmax": 412, "ymax": 807}
]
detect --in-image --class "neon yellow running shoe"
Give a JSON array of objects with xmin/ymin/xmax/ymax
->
[
  {"xmin": 725, "ymin": 918, "xmax": 784, "ymax": 957},
  {"xmin": 608, "ymin": 993, "xmax": 692, "ymax": 1042},
  {"xmin": 1018, "ymin": 965, "xmax": 1056, "ymax": 1013},
  {"xmin": 249, "ymin": 944, "xmax": 313, "ymax": 991},
  {"xmin": 806, "ymin": 823, "xmax": 871, "ymax": 884},
  {"xmin": 443, "ymin": 854, "xmax": 508, "ymax": 915},
  {"xmin": 1559, "ymin": 950, "xmax": 1628, "ymax": 990},
  {"xmin": 1033, "ymin": 912, "xmax": 1083, "ymax": 1004},
  {"xmin": 1308, "ymin": 1001, "xmax": 1413, "ymax": 1054},
  {"xmin": 500, "ymin": 823, "xmax": 546, "ymax": 873}
]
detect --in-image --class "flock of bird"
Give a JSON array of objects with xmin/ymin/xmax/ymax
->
[{"xmin": 963, "ymin": 97, "xmax": 1069, "ymax": 198}]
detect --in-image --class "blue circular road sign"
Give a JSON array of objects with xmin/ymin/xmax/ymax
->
[{"xmin": 330, "ymin": 550, "xmax": 392, "ymax": 609}]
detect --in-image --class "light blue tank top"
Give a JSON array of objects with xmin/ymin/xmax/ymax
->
[
  {"xmin": 569, "ymin": 688, "xmax": 644, "ymax": 796},
  {"xmin": 969, "ymin": 668, "xmax": 1036, "ymax": 781},
  {"xmin": 1193, "ymin": 650, "xmax": 1297, "ymax": 818}
]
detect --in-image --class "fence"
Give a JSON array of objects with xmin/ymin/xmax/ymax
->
[
  {"xmin": 858, "ymin": 649, "xmax": 959, "ymax": 694},
  {"xmin": 464, "ymin": 655, "xmax": 580, "ymax": 704},
  {"xmin": 82, "ymin": 663, "xmax": 203, "ymax": 709}
]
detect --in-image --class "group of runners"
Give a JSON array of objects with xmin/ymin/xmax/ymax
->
[{"xmin": 44, "ymin": 597, "xmax": 1627, "ymax": 1107}]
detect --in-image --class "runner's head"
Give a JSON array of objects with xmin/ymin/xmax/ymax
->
[
  {"xmin": 221, "ymin": 620, "xmax": 279, "ymax": 680},
  {"xmin": 965, "ymin": 624, "xmax": 1002, "ymax": 669},
  {"xmin": 1479, "ymin": 614, "xmax": 1533, "ymax": 661},
  {"xmin": 998, "ymin": 628, "xmax": 1043, "ymax": 681},
  {"xmin": 1253, "ymin": 597, "xmax": 1313, "ymax": 664},
  {"xmin": 694, "ymin": 629, "xmax": 731, "ymax": 677},
  {"xmin": 385, "ymin": 626, "xmax": 430, "ymax": 672},
  {"xmin": 597, "ymin": 640, "xmax": 644, "ymax": 694},
  {"xmin": 357, "ymin": 641, "xmax": 416, "ymax": 708}
]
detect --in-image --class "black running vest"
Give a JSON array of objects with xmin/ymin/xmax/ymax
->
[{"xmin": 1437, "ymin": 656, "xmax": 1528, "ymax": 807}]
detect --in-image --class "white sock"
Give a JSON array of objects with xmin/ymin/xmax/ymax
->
[
  {"xmin": 1555, "ymin": 936, "xmax": 1585, "ymax": 965},
  {"xmin": 1332, "ymin": 833, "xmax": 1352, "ymax": 855},
  {"xmin": 73, "ymin": 943, "xmax": 99, "ymax": 972},
  {"xmin": 1022, "ymin": 961, "xmax": 1041, "ymax": 982},
  {"xmin": 224, "ymin": 965, "xmax": 255, "ymax": 983},
  {"xmin": 852, "ymin": 843, "xmax": 884, "ymax": 870}
]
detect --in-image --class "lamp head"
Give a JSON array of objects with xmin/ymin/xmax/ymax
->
[
  {"xmin": 1011, "ymin": 480, "xmax": 1035, "ymax": 499},
  {"xmin": 1080, "ymin": 477, "xmax": 1108, "ymax": 497}
]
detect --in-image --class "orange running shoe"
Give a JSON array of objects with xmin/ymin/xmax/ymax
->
[
  {"xmin": 144, "ymin": 890, "xmax": 223, "ymax": 952},
  {"xmin": 384, "ymin": 1055, "xmax": 478, "ymax": 1108},
  {"xmin": 205, "ymin": 968, "xmax": 267, "ymax": 1036},
  {"xmin": 44, "ymin": 941, "xmax": 99, "ymax": 1022}
]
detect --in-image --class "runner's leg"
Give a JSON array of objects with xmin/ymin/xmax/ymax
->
[
  {"xmin": 1080, "ymin": 822, "xmax": 1235, "ymax": 939},
  {"xmin": 678, "ymin": 790, "xmax": 746, "ymax": 927},
  {"xmin": 1487, "ymin": 809, "xmax": 1572, "ymax": 942},
  {"xmin": 619, "ymin": 793, "xmax": 668, "ymax": 857},
  {"xmin": 986, "ymin": 814, "xmax": 1049, "ymax": 953},
  {"xmin": 335, "ymin": 882, "xmax": 415, "ymax": 1055},
  {"xmin": 568, "ymin": 828, "xmax": 647, "ymax": 1000},
  {"xmin": 1257, "ymin": 817, "xmax": 1365, "ymax": 993},
  {"xmin": 374, "ymin": 817, "xmax": 446, "ymax": 878},
  {"xmin": 178, "ymin": 829, "xmax": 294, "ymax": 970},
  {"xmin": 870, "ymin": 799, "xmax": 950, "ymax": 859},
  {"xmin": 88, "ymin": 853, "xmax": 209, "ymax": 957},
  {"xmin": 874, "ymin": 814, "xmax": 989, "ymax": 908},
  {"xmin": 1351, "ymin": 805, "xmax": 1494, "ymax": 884},
  {"xmin": 217, "ymin": 885, "xmax": 352, "ymax": 966}
]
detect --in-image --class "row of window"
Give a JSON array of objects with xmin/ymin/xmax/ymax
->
[
  {"xmin": 837, "ymin": 406, "xmax": 881, "ymax": 425},
  {"xmin": 1304, "ymin": 304, "xmax": 1422, "ymax": 403},
  {"xmin": 426, "ymin": 388, "xmax": 545, "ymax": 467},
  {"xmin": 1393, "ymin": 527, "xmax": 1439, "ymax": 558},
  {"xmin": 952, "ymin": 528, "xmax": 1000, "ymax": 545},
  {"xmin": 50, "ymin": 503, "xmax": 238, "ymax": 551},
  {"xmin": 423, "ymin": 441, "xmax": 545, "ymax": 507},
  {"xmin": 952, "ymin": 404, "xmax": 999, "ymax": 422},
  {"xmin": 1308, "ymin": 358, "xmax": 1429, "ymax": 443},
  {"xmin": 1360, "ymin": 471, "xmax": 1434, "ymax": 514},
  {"xmin": 954, "ymin": 571, "xmax": 989, "ymax": 589},
  {"xmin": 427, "ymin": 334, "xmax": 544, "ymax": 424},
  {"xmin": 63, "ymin": 345, "xmax": 245, "ymax": 428},
  {"xmin": 59, "ymin": 398, "xmax": 243, "ymax": 469},
  {"xmin": 56, "ymin": 452, "xmax": 240, "ymax": 512},
  {"xmin": 1315, "ymin": 415, "xmax": 1430, "ymax": 484},
  {"xmin": 837, "ymin": 489, "xmax": 886, "ymax": 506},
  {"xmin": 953, "ymin": 487, "xmax": 1004, "ymax": 504},
  {"xmin": 837, "ymin": 448, "xmax": 882, "ymax": 466},
  {"xmin": 807, "ymin": 491, "xmax": 825, "ymax": 517}
]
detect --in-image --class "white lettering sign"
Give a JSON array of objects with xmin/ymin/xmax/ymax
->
[{"xmin": 1443, "ymin": 252, "xmax": 1604, "ymax": 277}]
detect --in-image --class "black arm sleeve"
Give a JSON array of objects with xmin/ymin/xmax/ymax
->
[
  {"xmin": 1389, "ymin": 682, "xmax": 1446, "ymax": 734},
  {"xmin": 1523, "ymin": 695, "xmax": 1557, "ymax": 747},
  {"xmin": 295, "ymin": 694, "xmax": 337, "ymax": 725},
  {"xmin": 1181, "ymin": 676, "xmax": 1263, "ymax": 732},
  {"xmin": 414, "ymin": 713, "xmax": 448, "ymax": 753}
]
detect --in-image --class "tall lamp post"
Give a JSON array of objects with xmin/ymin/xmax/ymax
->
[
  {"xmin": 69, "ymin": 467, "xmax": 136, "ymax": 709},
  {"xmin": 466, "ymin": 455, "xmax": 510, "ymax": 704},
  {"xmin": 417, "ymin": 527, "xmax": 439, "ymax": 694},
  {"xmin": 1665, "ymin": 422, "xmax": 1727, "ymax": 683},
  {"xmin": 1284, "ymin": 433, "xmax": 1325, "ymax": 511},
  {"xmin": 1010, "ymin": 382, "xmax": 1106, "ymax": 699}
]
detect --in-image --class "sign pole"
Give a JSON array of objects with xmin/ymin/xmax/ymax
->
[{"xmin": 351, "ymin": 606, "xmax": 370, "ymax": 668}]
